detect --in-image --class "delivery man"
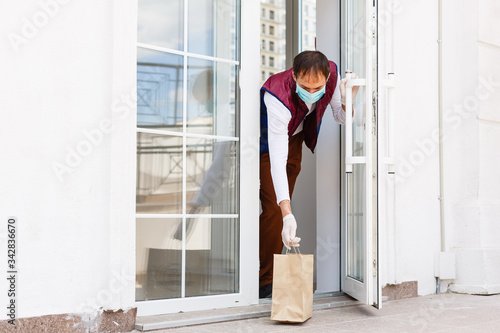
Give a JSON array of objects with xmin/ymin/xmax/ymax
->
[{"xmin": 259, "ymin": 50, "xmax": 358, "ymax": 298}]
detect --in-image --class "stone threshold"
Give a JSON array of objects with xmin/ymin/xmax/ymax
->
[{"xmin": 135, "ymin": 292, "xmax": 361, "ymax": 331}]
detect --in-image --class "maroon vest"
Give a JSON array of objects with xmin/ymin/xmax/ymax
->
[{"xmin": 260, "ymin": 61, "xmax": 338, "ymax": 154}]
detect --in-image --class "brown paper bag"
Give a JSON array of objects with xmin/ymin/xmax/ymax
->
[{"xmin": 270, "ymin": 250, "xmax": 314, "ymax": 323}]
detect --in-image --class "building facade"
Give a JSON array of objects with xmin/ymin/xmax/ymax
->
[{"xmin": 0, "ymin": 0, "xmax": 499, "ymax": 331}]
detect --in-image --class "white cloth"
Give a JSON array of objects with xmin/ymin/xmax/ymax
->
[{"xmin": 264, "ymin": 82, "xmax": 346, "ymax": 205}]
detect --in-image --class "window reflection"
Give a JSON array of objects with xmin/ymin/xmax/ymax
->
[
  {"xmin": 187, "ymin": 59, "xmax": 236, "ymax": 137},
  {"xmin": 188, "ymin": 0, "xmax": 237, "ymax": 60},
  {"xmin": 137, "ymin": 49, "xmax": 183, "ymax": 130},
  {"xmin": 136, "ymin": 218, "xmax": 239, "ymax": 300},
  {"xmin": 185, "ymin": 138, "xmax": 238, "ymax": 215},
  {"xmin": 136, "ymin": 133, "xmax": 183, "ymax": 214},
  {"xmin": 138, "ymin": 0, "xmax": 184, "ymax": 50}
]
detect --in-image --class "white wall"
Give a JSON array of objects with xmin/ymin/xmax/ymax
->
[
  {"xmin": 0, "ymin": 0, "xmax": 136, "ymax": 319},
  {"xmin": 387, "ymin": 0, "xmax": 442, "ymax": 295},
  {"xmin": 382, "ymin": 0, "xmax": 500, "ymax": 296},
  {"xmin": 442, "ymin": 0, "xmax": 500, "ymax": 294}
]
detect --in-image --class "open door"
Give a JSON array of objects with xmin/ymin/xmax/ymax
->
[{"xmin": 340, "ymin": 0, "xmax": 381, "ymax": 308}]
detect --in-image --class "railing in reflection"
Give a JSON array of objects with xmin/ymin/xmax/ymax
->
[{"xmin": 136, "ymin": 131, "xmax": 238, "ymax": 215}]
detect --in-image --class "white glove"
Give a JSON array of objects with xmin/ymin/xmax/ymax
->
[
  {"xmin": 282, "ymin": 214, "xmax": 301, "ymax": 250},
  {"xmin": 339, "ymin": 71, "xmax": 359, "ymax": 105}
]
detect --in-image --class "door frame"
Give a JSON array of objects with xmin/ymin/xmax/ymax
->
[
  {"xmin": 135, "ymin": 0, "xmax": 261, "ymax": 317},
  {"xmin": 339, "ymin": 0, "xmax": 381, "ymax": 308}
]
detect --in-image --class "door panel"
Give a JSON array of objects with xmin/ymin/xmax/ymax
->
[{"xmin": 341, "ymin": 0, "xmax": 380, "ymax": 308}]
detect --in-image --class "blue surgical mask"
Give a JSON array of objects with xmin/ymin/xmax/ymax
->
[{"xmin": 296, "ymin": 84, "xmax": 326, "ymax": 104}]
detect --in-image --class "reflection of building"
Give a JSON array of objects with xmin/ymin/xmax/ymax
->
[
  {"xmin": 301, "ymin": 0, "xmax": 316, "ymax": 51},
  {"xmin": 260, "ymin": 0, "xmax": 286, "ymax": 84}
]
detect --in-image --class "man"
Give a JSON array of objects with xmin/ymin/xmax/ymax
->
[{"xmin": 259, "ymin": 50, "xmax": 358, "ymax": 298}]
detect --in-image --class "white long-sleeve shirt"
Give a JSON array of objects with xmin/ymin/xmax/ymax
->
[{"xmin": 264, "ymin": 82, "xmax": 346, "ymax": 205}]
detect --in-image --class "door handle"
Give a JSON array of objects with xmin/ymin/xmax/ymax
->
[{"xmin": 345, "ymin": 74, "xmax": 366, "ymax": 173}]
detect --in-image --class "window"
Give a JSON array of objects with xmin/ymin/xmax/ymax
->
[
  {"xmin": 261, "ymin": 8, "xmax": 265, "ymax": 18},
  {"xmin": 137, "ymin": 0, "xmax": 241, "ymax": 302},
  {"xmin": 301, "ymin": 0, "xmax": 316, "ymax": 51},
  {"xmin": 262, "ymin": 55, "xmax": 266, "ymax": 65},
  {"xmin": 269, "ymin": 56, "xmax": 274, "ymax": 67},
  {"xmin": 261, "ymin": 23, "xmax": 266, "ymax": 33},
  {"xmin": 262, "ymin": 71, "xmax": 266, "ymax": 81},
  {"xmin": 260, "ymin": 0, "xmax": 285, "ymax": 86}
]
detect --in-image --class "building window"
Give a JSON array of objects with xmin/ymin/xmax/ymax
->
[
  {"xmin": 261, "ymin": 39, "xmax": 266, "ymax": 50},
  {"xmin": 269, "ymin": 25, "xmax": 274, "ymax": 35},
  {"xmin": 304, "ymin": 19, "xmax": 309, "ymax": 31},
  {"xmin": 137, "ymin": 0, "xmax": 241, "ymax": 302},
  {"xmin": 261, "ymin": 23, "xmax": 266, "ymax": 33},
  {"xmin": 262, "ymin": 71, "xmax": 266, "ymax": 81},
  {"xmin": 269, "ymin": 41, "xmax": 275, "ymax": 51},
  {"xmin": 269, "ymin": 56, "xmax": 274, "ymax": 67},
  {"xmin": 261, "ymin": 8, "xmax": 265, "ymax": 18},
  {"xmin": 269, "ymin": 10, "xmax": 275, "ymax": 20},
  {"xmin": 262, "ymin": 55, "xmax": 266, "ymax": 65}
]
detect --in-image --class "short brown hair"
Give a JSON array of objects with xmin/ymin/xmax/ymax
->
[{"xmin": 293, "ymin": 50, "xmax": 330, "ymax": 80}]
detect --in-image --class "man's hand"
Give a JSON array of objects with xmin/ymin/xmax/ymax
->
[
  {"xmin": 339, "ymin": 70, "xmax": 360, "ymax": 108},
  {"xmin": 282, "ymin": 214, "xmax": 301, "ymax": 250}
]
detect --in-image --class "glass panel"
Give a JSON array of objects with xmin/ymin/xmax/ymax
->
[
  {"xmin": 184, "ymin": 218, "xmax": 239, "ymax": 297},
  {"xmin": 136, "ymin": 218, "xmax": 239, "ymax": 300},
  {"xmin": 186, "ymin": 58, "xmax": 237, "ymax": 137},
  {"xmin": 186, "ymin": 138, "xmax": 239, "ymax": 215},
  {"xmin": 260, "ymin": 0, "xmax": 286, "ymax": 85},
  {"xmin": 345, "ymin": 0, "xmax": 368, "ymax": 283},
  {"xmin": 346, "ymin": 0, "xmax": 367, "ymax": 156},
  {"xmin": 138, "ymin": 0, "xmax": 184, "ymax": 51},
  {"xmin": 137, "ymin": 48, "xmax": 183, "ymax": 131},
  {"xmin": 136, "ymin": 218, "xmax": 182, "ymax": 301},
  {"xmin": 301, "ymin": 0, "xmax": 316, "ymax": 51},
  {"xmin": 136, "ymin": 133, "xmax": 183, "ymax": 214},
  {"xmin": 188, "ymin": 0, "xmax": 238, "ymax": 60},
  {"xmin": 346, "ymin": 163, "xmax": 365, "ymax": 282},
  {"xmin": 346, "ymin": 0, "xmax": 366, "ymax": 77}
]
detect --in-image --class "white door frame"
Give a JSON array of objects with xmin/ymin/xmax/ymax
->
[
  {"xmin": 340, "ymin": 0, "xmax": 381, "ymax": 308},
  {"xmin": 135, "ymin": 0, "xmax": 261, "ymax": 316}
]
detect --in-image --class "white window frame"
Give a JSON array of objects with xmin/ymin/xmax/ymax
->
[{"xmin": 135, "ymin": 0, "xmax": 261, "ymax": 316}]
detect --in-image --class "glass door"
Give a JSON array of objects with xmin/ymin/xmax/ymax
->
[
  {"xmin": 340, "ymin": 0, "xmax": 381, "ymax": 308},
  {"xmin": 135, "ymin": 0, "xmax": 245, "ymax": 316}
]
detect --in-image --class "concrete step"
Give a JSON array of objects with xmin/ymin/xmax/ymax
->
[{"xmin": 135, "ymin": 293, "xmax": 360, "ymax": 331}]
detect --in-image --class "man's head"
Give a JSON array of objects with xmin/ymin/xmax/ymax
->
[{"xmin": 292, "ymin": 50, "xmax": 330, "ymax": 93}]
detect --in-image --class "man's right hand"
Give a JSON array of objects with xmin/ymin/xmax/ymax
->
[{"xmin": 282, "ymin": 214, "xmax": 301, "ymax": 250}]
